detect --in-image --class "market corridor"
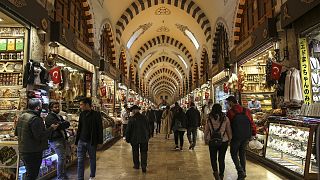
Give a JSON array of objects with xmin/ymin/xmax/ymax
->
[{"xmin": 64, "ymin": 133, "xmax": 287, "ymax": 180}]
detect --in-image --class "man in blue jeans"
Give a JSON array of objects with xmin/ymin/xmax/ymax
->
[
  {"xmin": 45, "ymin": 101, "xmax": 70, "ymax": 180},
  {"xmin": 75, "ymin": 98, "xmax": 103, "ymax": 180}
]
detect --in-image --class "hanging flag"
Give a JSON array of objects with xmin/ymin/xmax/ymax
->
[
  {"xmin": 271, "ymin": 62, "xmax": 283, "ymax": 80},
  {"xmin": 100, "ymin": 86, "xmax": 106, "ymax": 97},
  {"xmin": 49, "ymin": 66, "xmax": 62, "ymax": 84}
]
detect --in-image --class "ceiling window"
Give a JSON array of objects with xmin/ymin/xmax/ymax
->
[
  {"xmin": 175, "ymin": 68, "xmax": 183, "ymax": 79},
  {"xmin": 139, "ymin": 53, "xmax": 153, "ymax": 68},
  {"xmin": 176, "ymin": 24, "xmax": 200, "ymax": 50},
  {"xmin": 127, "ymin": 23, "xmax": 152, "ymax": 49},
  {"xmin": 177, "ymin": 54, "xmax": 188, "ymax": 69}
]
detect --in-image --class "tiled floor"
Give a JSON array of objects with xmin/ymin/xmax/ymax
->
[{"xmin": 63, "ymin": 132, "xmax": 288, "ymax": 180}]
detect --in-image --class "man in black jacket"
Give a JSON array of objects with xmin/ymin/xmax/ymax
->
[
  {"xmin": 186, "ymin": 102, "xmax": 201, "ymax": 150},
  {"xmin": 45, "ymin": 101, "xmax": 70, "ymax": 180},
  {"xmin": 125, "ymin": 105, "xmax": 150, "ymax": 173},
  {"xmin": 75, "ymin": 98, "xmax": 103, "ymax": 180},
  {"xmin": 15, "ymin": 98, "xmax": 59, "ymax": 180},
  {"xmin": 146, "ymin": 107, "xmax": 157, "ymax": 137}
]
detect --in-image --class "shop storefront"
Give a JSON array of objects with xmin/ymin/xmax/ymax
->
[
  {"xmin": 211, "ymin": 70, "xmax": 230, "ymax": 112},
  {"xmin": 0, "ymin": 1, "xmax": 53, "ymax": 179}
]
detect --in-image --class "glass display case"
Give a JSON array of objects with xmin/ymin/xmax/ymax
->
[{"xmin": 265, "ymin": 118, "xmax": 319, "ymax": 179}]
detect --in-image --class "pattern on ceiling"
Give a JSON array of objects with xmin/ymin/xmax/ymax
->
[
  {"xmin": 155, "ymin": 6, "xmax": 171, "ymax": 15},
  {"xmin": 156, "ymin": 26, "xmax": 170, "ymax": 32},
  {"xmin": 147, "ymin": 68, "xmax": 181, "ymax": 85},
  {"xmin": 115, "ymin": 0, "xmax": 212, "ymax": 43},
  {"xmin": 200, "ymin": 48, "xmax": 209, "ymax": 79},
  {"xmin": 149, "ymin": 76, "xmax": 179, "ymax": 90},
  {"xmin": 152, "ymin": 81, "xmax": 176, "ymax": 93},
  {"xmin": 151, "ymin": 80, "xmax": 177, "ymax": 93},
  {"xmin": 142, "ymin": 56, "xmax": 185, "ymax": 77},
  {"xmin": 155, "ymin": 88, "xmax": 174, "ymax": 96},
  {"xmin": 134, "ymin": 35, "xmax": 192, "ymax": 65},
  {"xmin": 154, "ymin": 85, "xmax": 175, "ymax": 95}
]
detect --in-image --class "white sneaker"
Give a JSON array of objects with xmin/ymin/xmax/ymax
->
[
  {"xmin": 123, "ymin": 137, "xmax": 126, "ymax": 140},
  {"xmin": 89, "ymin": 177, "xmax": 95, "ymax": 180}
]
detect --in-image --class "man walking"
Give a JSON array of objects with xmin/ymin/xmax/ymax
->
[
  {"xmin": 186, "ymin": 102, "xmax": 201, "ymax": 150},
  {"xmin": 15, "ymin": 98, "xmax": 59, "ymax": 180},
  {"xmin": 121, "ymin": 104, "xmax": 129, "ymax": 140},
  {"xmin": 126, "ymin": 105, "xmax": 150, "ymax": 173},
  {"xmin": 226, "ymin": 96, "xmax": 256, "ymax": 180},
  {"xmin": 45, "ymin": 101, "xmax": 70, "ymax": 180},
  {"xmin": 76, "ymin": 98, "xmax": 103, "ymax": 180},
  {"xmin": 146, "ymin": 107, "xmax": 157, "ymax": 137}
]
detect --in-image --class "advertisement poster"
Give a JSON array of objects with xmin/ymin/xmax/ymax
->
[{"xmin": 0, "ymin": 144, "xmax": 19, "ymax": 180}]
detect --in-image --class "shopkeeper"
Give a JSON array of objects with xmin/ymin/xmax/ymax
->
[{"xmin": 248, "ymin": 96, "xmax": 261, "ymax": 113}]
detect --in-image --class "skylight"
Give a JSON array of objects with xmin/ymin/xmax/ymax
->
[
  {"xmin": 185, "ymin": 29, "xmax": 199, "ymax": 49},
  {"xmin": 127, "ymin": 28, "xmax": 144, "ymax": 49},
  {"xmin": 139, "ymin": 53, "xmax": 153, "ymax": 68},
  {"xmin": 175, "ymin": 68, "xmax": 183, "ymax": 79},
  {"xmin": 177, "ymin": 55, "xmax": 188, "ymax": 69}
]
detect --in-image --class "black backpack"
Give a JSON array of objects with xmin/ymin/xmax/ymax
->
[
  {"xmin": 208, "ymin": 117, "xmax": 224, "ymax": 146},
  {"xmin": 231, "ymin": 108, "xmax": 252, "ymax": 140}
]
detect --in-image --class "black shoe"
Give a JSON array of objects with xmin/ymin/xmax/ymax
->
[
  {"xmin": 174, "ymin": 146, "xmax": 179, "ymax": 150},
  {"xmin": 180, "ymin": 147, "xmax": 183, "ymax": 151},
  {"xmin": 237, "ymin": 171, "xmax": 246, "ymax": 180},
  {"xmin": 133, "ymin": 166, "xmax": 139, "ymax": 169},
  {"xmin": 189, "ymin": 145, "xmax": 192, "ymax": 150},
  {"xmin": 142, "ymin": 168, "xmax": 147, "ymax": 173}
]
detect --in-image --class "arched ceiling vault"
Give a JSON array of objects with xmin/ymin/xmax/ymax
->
[
  {"xmin": 151, "ymin": 80, "xmax": 176, "ymax": 94},
  {"xmin": 102, "ymin": 0, "xmax": 227, "ymax": 101}
]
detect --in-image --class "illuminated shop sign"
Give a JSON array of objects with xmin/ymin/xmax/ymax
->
[{"xmin": 299, "ymin": 38, "xmax": 312, "ymax": 104}]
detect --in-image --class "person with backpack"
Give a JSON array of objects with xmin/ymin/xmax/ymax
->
[
  {"xmin": 171, "ymin": 104, "xmax": 187, "ymax": 151},
  {"xmin": 226, "ymin": 96, "xmax": 257, "ymax": 180},
  {"xmin": 204, "ymin": 104, "xmax": 232, "ymax": 180}
]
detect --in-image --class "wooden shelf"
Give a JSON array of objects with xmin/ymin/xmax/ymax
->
[
  {"xmin": 241, "ymin": 92, "xmax": 275, "ymax": 94},
  {"xmin": 0, "ymin": 71, "xmax": 22, "ymax": 73},
  {"xmin": 0, "ymin": 59, "xmax": 23, "ymax": 62}
]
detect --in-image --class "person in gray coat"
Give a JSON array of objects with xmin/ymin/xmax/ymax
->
[{"xmin": 125, "ymin": 105, "xmax": 150, "ymax": 173}]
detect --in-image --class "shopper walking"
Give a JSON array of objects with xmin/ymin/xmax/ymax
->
[
  {"xmin": 156, "ymin": 109, "xmax": 163, "ymax": 134},
  {"xmin": 15, "ymin": 98, "xmax": 59, "ymax": 180},
  {"xmin": 121, "ymin": 104, "xmax": 129, "ymax": 140},
  {"xmin": 186, "ymin": 102, "xmax": 201, "ymax": 150},
  {"xmin": 202, "ymin": 99, "xmax": 213, "ymax": 127},
  {"xmin": 125, "ymin": 105, "xmax": 150, "ymax": 173},
  {"xmin": 45, "ymin": 101, "xmax": 70, "ymax": 180},
  {"xmin": 75, "ymin": 98, "xmax": 103, "ymax": 180},
  {"xmin": 171, "ymin": 104, "xmax": 187, "ymax": 151},
  {"xmin": 204, "ymin": 104, "xmax": 232, "ymax": 180},
  {"xmin": 226, "ymin": 96, "xmax": 256, "ymax": 180},
  {"xmin": 146, "ymin": 107, "xmax": 157, "ymax": 137},
  {"xmin": 161, "ymin": 105, "xmax": 173, "ymax": 139}
]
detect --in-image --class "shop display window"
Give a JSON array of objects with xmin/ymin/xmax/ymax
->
[{"xmin": 266, "ymin": 122, "xmax": 318, "ymax": 177}]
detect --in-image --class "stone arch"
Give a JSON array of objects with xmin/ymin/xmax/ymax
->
[
  {"xmin": 100, "ymin": 23, "xmax": 117, "ymax": 66},
  {"xmin": 200, "ymin": 48, "xmax": 209, "ymax": 80},
  {"xmin": 142, "ymin": 56, "xmax": 186, "ymax": 77},
  {"xmin": 115, "ymin": 0, "xmax": 212, "ymax": 44},
  {"xmin": 119, "ymin": 49, "xmax": 128, "ymax": 81},
  {"xmin": 134, "ymin": 35, "xmax": 193, "ymax": 65},
  {"xmin": 212, "ymin": 22, "xmax": 230, "ymax": 67}
]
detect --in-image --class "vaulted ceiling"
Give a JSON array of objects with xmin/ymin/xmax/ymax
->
[{"xmin": 102, "ymin": 0, "xmax": 229, "ymax": 104}]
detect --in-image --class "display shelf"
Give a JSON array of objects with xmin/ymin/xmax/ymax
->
[
  {"xmin": 0, "ymin": 72, "xmax": 22, "ymax": 74},
  {"xmin": 241, "ymin": 91, "xmax": 275, "ymax": 94},
  {"xmin": 0, "ymin": 36, "xmax": 24, "ymax": 39},
  {"xmin": 269, "ymin": 134, "xmax": 308, "ymax": 144},
  {"xmin": 0, "ymin": 60, "xmax": 23, "ymax": 62}
]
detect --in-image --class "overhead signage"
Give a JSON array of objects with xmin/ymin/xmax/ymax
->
[
  {"xmin": 299, "ymin": 38, "xmax": 312, "ymax": 105},
  {"xmin": 236, "ymin": 36, "xmax": 254, "ymax": 57},
  {"xmin": 74, "ymin": 39, "xmax": 93, "ymax": 60}
]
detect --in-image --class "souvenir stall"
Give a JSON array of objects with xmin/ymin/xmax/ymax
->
[
  {"xmin": 200, "ymin": 83, "xmax": 211, "ymax": 109},
  {"xmin": 211, "ymin": 70, "xmax": 231, "ymax": 112},
  {"xmin": 0, "ymin": 4, "xmax": 50, "ymax": 179}
]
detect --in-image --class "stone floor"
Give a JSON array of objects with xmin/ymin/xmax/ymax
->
[{"xmin": 61, "ymin": 132, "xmax": 288, "ymax": 180}]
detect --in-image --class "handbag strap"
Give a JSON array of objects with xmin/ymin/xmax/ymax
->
[{"xmin": 208, "ymin": 115, "xmax": 226, "ymax": 136}]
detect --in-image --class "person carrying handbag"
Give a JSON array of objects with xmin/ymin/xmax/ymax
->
[{"xmin": 204, "ymin": 104, "xmax": 232, "ymax": 180}]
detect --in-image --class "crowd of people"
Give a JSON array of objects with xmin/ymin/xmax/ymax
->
[{"xmin": 15, "ymin": 95, "xmax": 256, "ymax": 180}]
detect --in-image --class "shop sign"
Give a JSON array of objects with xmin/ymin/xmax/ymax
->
[
  {"xmin": 281, "ymin": 0, "xmax": 320, "ymax": 28},
  {"xmin": 299, "ymin": 38, "xmax": 312, "ymax": 105},
  {"xmin": 1, "ymin": 0, "xmax": 49, "ymax": 30},
  {"xmin": 74, "ymin": 39, "xmax": 93, "ymax": 60},
  {"xmin": 230, "ymin": 18, "xmax": 276, "ymax": 64},
  {"xmin": 236, "ymin": 36, "xmax": 255, "ymax": 57}
]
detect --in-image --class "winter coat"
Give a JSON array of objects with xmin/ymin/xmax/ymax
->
[
  {"xmin": 171, "ymin": 108, "xmax": 187, "ymax": 132},
  {"xmin": 186, "ymin": 107, "xmax": 201, "ymax": 128},
  {"xmin": 125, "ymin": 112, "xmax": 150, "ymax": 145},
  {"xmin": 45, "ymin": 112, "xmax": 70, "ymax": 141},
  {"xmin": 161, "ymin": 109, "xmax": 173, "ymax": 134}
]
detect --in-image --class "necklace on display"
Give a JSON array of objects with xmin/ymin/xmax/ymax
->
[
  {"xmin": 310, "ymin": 57, "xmax": 319, "ymax": 70},
  {"xmin": 312, "ymin": 73, "xmax": 319, "ymax": 85}
]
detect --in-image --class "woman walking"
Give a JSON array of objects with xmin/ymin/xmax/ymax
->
[
  {"xmin": 161, "ymin": 105, "xmax": 173, "ymax": 139},
  {"xmin": 204, "ymin": 104, "xmax": 232, "ymax": 180},
  {"xmin": 171, "ymin": 104, "xmax": 187, "ymax": 151}
]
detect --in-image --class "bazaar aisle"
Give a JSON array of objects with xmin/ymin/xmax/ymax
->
[{"xmin": 64, "ymin": 132, "xmax": 287, "ymax": 180}]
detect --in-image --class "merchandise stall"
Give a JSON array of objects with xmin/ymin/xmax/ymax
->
[{"xmin": 211, "ymin": 70, "xmax": 231, "ymax": 112}]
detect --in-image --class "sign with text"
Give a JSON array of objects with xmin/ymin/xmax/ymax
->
[
  {"xmin": 236, "ymin": 36, "xmax": 254, "ymax": 57},
  {"xmin": 299, "ymin": 38, "xmax": 312, "ymax": 105}
]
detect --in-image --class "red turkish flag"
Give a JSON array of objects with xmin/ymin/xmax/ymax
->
[
  {"xmin": 205, "ymin": 92, "xmax": 209, "ymax": 99},
  {"xmin": 49, "ymin": 67, "xmax": 62, "ymax": 84},
  {"xmin": 271, "ymin": 62, "xmax": 282, "ymax": 80},
  {"xmin": 100, "ymin": 86, "xmax": 106, "ymax": 97}
]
